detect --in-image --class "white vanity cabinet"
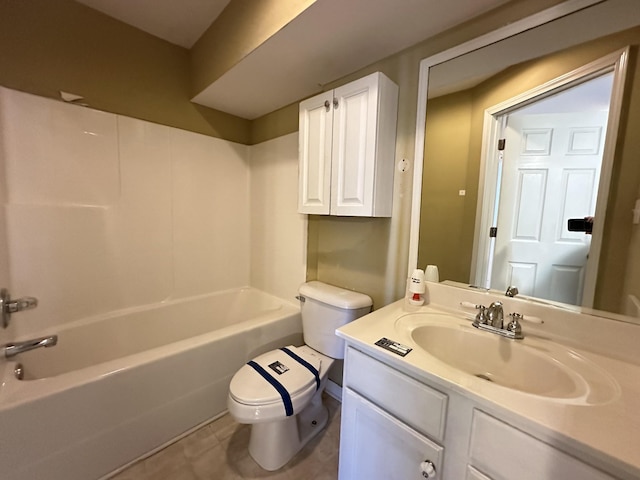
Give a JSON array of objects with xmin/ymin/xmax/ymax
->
[
  {"xmin": 298, "ymin": 71, "xmax": 398, "ymax": 216},
  {"xmin": 339, "ymin": 346, "xmax": 620, "ymax": 480}
]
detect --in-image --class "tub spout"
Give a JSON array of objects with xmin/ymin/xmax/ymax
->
[{"xmin": 3, "ymin": 335, "xmax": 58, "ymax": 359}]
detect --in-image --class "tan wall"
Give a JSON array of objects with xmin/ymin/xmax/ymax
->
[
  {"xmin": 0, "ymin": 0, "xmax": 571, "ymax": 309},
  {"xmin": 250, "ymin": 103, "xmax": 299, "ymax": 145},
  {"xmin": 296, "ymin": 0, "xmax": 569, "ymax": 308},
  {"xmin": 0, "ymin": 0, "xmax": 250, "ymax": 144},
  {"xmin": 418, "ymin": 91, "xmax": 474, "ymax": 282},
  {"xmin": 605, "ymin": 43, "xmax": 640, "ymax": 313},
  {"xmin": 419, "ymin": 27, "xmax": 640, "ymax": 314},
  {"xmin": 623, "ymin": 180, "xmax": 640, "ymax": 316}
]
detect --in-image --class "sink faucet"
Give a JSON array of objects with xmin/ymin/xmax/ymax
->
[
  {"xmin": 3, "ymin": 335, "xmax": 58, "ymax": 359},
  {"xmin": 487, "ymin": 301, "xmax": 504, "ymax": 328},
  {"xmin": 471, "ymin": 303, "xmax": 525, "ymax": 339}
]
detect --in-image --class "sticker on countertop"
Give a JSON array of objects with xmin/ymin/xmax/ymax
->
[{"xmin": 375, "ymin": 337, "xmax": 412, "ymax": 357}]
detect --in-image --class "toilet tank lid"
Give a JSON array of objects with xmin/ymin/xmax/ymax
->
[{"xmin": 299, "ymin": 281, "xmax": 372, "ymax": 310}]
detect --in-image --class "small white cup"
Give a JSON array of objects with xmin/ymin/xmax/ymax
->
[{"xmin": 425, "ymin": 265, "xmax": 439, "ymax": 283}]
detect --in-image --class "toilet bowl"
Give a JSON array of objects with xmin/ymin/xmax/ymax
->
[
  {"xmin": 227, "ymin": 281, "xmax": 372, "ymax": 471},
  {"xmin": 228, "ymin": 345, "xmax": 333, "ymax": 470}
]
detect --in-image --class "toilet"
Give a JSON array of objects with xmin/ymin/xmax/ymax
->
[{"xmin": 227, "ymin": 281, "xmax": 372, "ymax": 471}]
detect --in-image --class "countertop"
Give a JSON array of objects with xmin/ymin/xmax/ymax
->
[{"xmin": 336, "ymin": 297, "xmax": 640, "ymax": 480}]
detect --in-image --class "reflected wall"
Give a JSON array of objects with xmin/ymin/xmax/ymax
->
[{"xmin": 418, "ymin": 26, "xmax": 640, "ymax": 315}]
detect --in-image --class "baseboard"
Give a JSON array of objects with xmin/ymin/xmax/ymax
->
[{"xmin": 325, "ymin": 379, "xmax": 343, "ymax": 402}]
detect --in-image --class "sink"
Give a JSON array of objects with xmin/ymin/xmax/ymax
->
[
  {"xmin": 411, "ymin": 323, "xmax": 580, "ymax": 398},
  {"xmin": 395, "ymin": 313, "xmax": 619, "ymax": 404}
]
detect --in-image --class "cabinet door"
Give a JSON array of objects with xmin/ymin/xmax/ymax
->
[
  {"xmin": 469, "ymin": 410, "xmax": 617, "ymax": 480},
  {"xmin": 331, "ymin": 74, "xmax": 379, "ymax": 216},
  {"xmin": 339, "ymin": 388, "xmax": 443, "ymax": 480},
  {"xmin": 298, "ymin": 90, "xmax": 333, "ymax": 214},
  {"xmin": 467, "ymin": 466, "xmax": 493, "ymax": 480}
]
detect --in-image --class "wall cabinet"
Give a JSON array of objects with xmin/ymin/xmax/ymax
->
[
  {"xmin": 298, "ymin": 72, "xmax": 398, "ymax": 216},
  {"xmin": 339, "ymin": 346, "xmax": 619, "ymax": 480}
]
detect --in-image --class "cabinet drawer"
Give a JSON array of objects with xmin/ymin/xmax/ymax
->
[
  {"xmin": 469, "ymin": 410, "xmax": 617, "ymax": 480},
  {"xmin": 345, "ymin": 347, "xmax": 447, "ymax": 441}
]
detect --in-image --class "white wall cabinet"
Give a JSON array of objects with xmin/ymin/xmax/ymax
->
[
  {"xmin": 339, "ymin": 346, "xmax": 620, "ymax": 480},
  {"xmin": 298, "ymin": 72, "xmax": 398, "ymax": 216}
]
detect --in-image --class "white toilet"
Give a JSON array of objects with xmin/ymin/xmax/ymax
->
[{"xmin": 227, "ymin": 281, "xmax": 372, "ymax": 471}]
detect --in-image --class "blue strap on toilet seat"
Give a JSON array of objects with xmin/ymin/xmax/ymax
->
[
  {"xmin": 280, "ymin": 347, "xmax": 320, "ymax": 391},
  {"xmin": 246, "ymin": 360, "xmax": 294, "ymax": 417}
]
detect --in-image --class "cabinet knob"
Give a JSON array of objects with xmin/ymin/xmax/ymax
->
[
  {"xmin": 420, "ymin": 460, "xmax": 437, "ymax": 478},
  {"xmin": 324, "ymin": 100, "xmax": 331, "ymax": 111},
  {"xmin": 333, "ymin": 98, "xmax": 339, "ymax": 108}
]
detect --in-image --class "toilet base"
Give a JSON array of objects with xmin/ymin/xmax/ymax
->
[{"xmin": 248, "ymin": 391, "xmax": 329, "ymax": 471}]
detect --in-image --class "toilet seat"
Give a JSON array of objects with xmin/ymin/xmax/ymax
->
[{"xmin": 229, "ymin": 346, "xmax": 322, "ymax": 412}]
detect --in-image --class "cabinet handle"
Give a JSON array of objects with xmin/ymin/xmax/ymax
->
[
  {"xmin": 333, "ymin": 98, "xmax": 339, "ymax": 108},
  {"xmin": 420, "ymin": 460, "xmax": 437, "ymax": 478},
  {"xmin": 324, "ymin": 100, "xmax": 331, "ymax": 111}
]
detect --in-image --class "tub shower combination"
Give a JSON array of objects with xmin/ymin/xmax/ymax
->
[{"xmin": 0, "ymin": 287, "xmax": 303, "ymax": 480}]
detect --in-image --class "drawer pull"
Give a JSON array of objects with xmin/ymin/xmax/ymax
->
[{"xmin": 420, "ymin": 460, "xmax": 437, "ymax": 478}]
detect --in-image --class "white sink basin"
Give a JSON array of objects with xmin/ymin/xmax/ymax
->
[{"xmin": 395, "ymin": 313, "xmax": 619, "ymax": 404}]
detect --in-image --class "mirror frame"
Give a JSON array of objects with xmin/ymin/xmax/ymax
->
[{"xmin": 408, "ymin": 0, "xmax": 605, "ymax": 272}]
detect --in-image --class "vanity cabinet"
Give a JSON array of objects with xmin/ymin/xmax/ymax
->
[
  {"xmin": 339, "ymin": 346, "xmax": 620, "ymax": 480},
  {"xmin": 298, "ymin": 71, "xmax": 398, "ymax": 216},
  {"xmin": 339, "ymin": 347, "xmax": 446, "ymax": 479}
]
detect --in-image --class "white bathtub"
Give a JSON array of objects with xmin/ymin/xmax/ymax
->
[{"xmin": 0, "ymin": 288, "xmax": 303, "ymax": 480}]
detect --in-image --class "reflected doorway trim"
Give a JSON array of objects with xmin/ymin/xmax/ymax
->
[
  {"xmin": 470, "ymin": 48, "xmax": 630, "ymax": 307},
  {"xmin": 408, "ymin": 0, "xmax": 602, "ymax": 274}
]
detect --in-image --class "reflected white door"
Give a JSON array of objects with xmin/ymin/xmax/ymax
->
[{"xmin": 491, "ymin": 111, "xmax": 608, "ymax": 305}]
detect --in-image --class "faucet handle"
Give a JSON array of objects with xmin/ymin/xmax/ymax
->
[
  {"xmin": 475, "ymin": 305, "xmax": 489, "ymax": 325},
  {"xmin": 516, "ymin": 313, "xmax": 544, "ymax": 324},
  {"xmin": 460, "ymin": 301, "xmax": 483, "ymax": 310},
  {"xmin": 462, "ymin": 302, "xmax": 490, "ymax": 326},
  {"xmin": 507, "ymin": 313, "xmax": 523, "ymax": 339}
]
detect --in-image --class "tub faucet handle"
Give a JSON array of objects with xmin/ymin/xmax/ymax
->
[{"xmin": 1, "ymin": 288, "xmax": 39, "ymax": 328}]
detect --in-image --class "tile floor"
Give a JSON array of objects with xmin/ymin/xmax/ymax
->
[{"xmin": 110, "ymin": 394, "xmax": 341, "ymax": 480}]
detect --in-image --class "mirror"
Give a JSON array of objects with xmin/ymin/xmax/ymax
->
[{"xmin": 410, "ymin": 0, "xmax": 640, "ymax": 323}]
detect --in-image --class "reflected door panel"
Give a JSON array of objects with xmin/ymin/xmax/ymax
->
[{"xmin": 492, "ymin": 111, "xmax": 607, "ymax": 305}]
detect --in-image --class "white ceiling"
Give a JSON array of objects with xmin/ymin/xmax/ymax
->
[
  {"xmin": 75, "ymin": 0, "xmax": 512, "ymax": 118},
  {"xmin": 192, "ymin": 0, "xmax": 512, "ymax": 119},
  {"xmin": 75, "ymin": 0, "xmax": 231, "ymax": 48}
]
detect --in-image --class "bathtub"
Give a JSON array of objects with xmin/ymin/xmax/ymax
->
[{"xmin": 0, "ymin": 287, "xmax": 303, "ymax": 480}]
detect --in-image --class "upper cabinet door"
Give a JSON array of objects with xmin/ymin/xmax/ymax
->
[
  {"xmin": 331, "ymin": 74, "xmax": 379, "ymax": 216},
  {"xmin": 298, "ymin": 72, "xmax": 398, "ymax": 217},
  {"xmin": 298, "ymin": 90, "xmax": 334, "ymax": 215}
]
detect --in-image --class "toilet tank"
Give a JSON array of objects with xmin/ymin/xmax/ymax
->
[{"xmin": 298, "ymin": 281, "xmax": 372, "ymax": 359}]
